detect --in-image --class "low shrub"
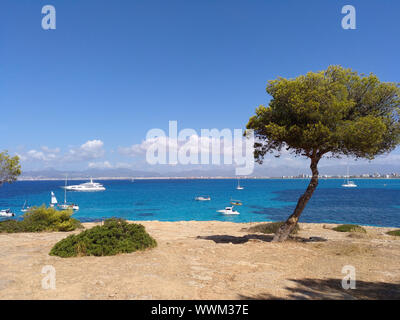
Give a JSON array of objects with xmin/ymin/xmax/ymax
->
[
  {"xmin": 387, "ymin": 229, "xmax": 400, "ymax": 237},
  {"xmin": 49, "ymin": 218, "xmax": 157, "ymax": 258},
  {"xmin": 0, "ymin": 206, "xmax": 82, "ymax": 233},
  {"xmin": 332, "ymin": 224, "xmax": 366, "ymax": 233},
  {"xmin": 0, "ymin": 220, "xmax": 26, "ymax": 233},
  {"xmin": 247, "ymin": 221, "xmax": 300, "ymax": 235}
]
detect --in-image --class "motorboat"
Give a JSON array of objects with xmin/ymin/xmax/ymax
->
[
  {"xmin": 0, "ymin": 209, "xmax": 15, "ymax": 217},
  {"xmin": 217, "ymin": 206, "xmax": 240, "ymax": 215},
  {"xmin": 63, "ymin": 178, "xmax": 106, "ymax": 192},
  {"xmin": 195, "ymin": 196, "xmax": 211, "ymax": 201},
  {"xmin": 230, "ymin": 199, "xmax": 242, "ymax": 206}
]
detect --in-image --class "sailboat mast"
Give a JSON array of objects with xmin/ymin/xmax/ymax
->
[{"xmin": 64, "ymin": 175, "xmax": 67, "ymax": 204}]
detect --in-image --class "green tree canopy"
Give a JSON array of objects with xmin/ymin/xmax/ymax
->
[
  {"xmin": 246, "ymin": 66, "xmax": 400, "ymax": 241},
  {"xmin": 0, "ymin": 151, "xmax": 21, "ymax": 187}
]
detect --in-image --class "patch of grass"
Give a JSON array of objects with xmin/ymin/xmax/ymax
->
[
  {"xmin": 347, "ymin": 233, "xmax": 370, "ymax": 239},
  {"xmin": 49, "ymin": 218, "xmax": 157, "ymax": 258},
  {"xmin": 332, "ymin": 224, "xmax": 366, "ymax": 233},
  {"xmin": 387, "ymin": 229, "xmax": 400, "ymax": 237},
  {"xmin": 334, "ymin": 243, "xmax": 374, "ymax": 256},
  {"xmin": 0, "ymin": 206, "xmax": 82, "ymax": 233},
  {"xmin": 247, "ymin": 221, "xmax": 300, "ymax": 235}
]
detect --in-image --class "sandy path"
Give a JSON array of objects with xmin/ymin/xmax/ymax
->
[{"xmin": 0, "ymin": 221, "xmax": 399, "ymax": 299}]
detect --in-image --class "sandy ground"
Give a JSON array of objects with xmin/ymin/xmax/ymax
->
[{"xmin": 0, "ymin": 221, "xmax": 399, "ymax": 300}]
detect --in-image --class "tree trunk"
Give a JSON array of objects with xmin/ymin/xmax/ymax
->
[{"xmin": 272, "ymin": 156, "xmax": 320, "ymax": 242}]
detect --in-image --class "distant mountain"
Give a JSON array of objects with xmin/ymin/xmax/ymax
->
[
  {"xmin": 19, "ymin": 163, "xmax": 400, "ymax": 179},
  {"xmin": 20, "ymin": 168, "xmax": 162, "ymax": 179}
]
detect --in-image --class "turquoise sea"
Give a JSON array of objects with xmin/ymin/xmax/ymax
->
[{"xmin": 1, "ymin": 179, "xmax": 400, "ymax": 227}]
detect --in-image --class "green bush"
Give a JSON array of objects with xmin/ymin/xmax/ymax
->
[
  {"xmin": 0, "ymin": 220, "xmax": 26, "ymax": 233},
  {"xmin": 332, "ymin": 224, "xmax": 366, "ymax": 233},
  {"xmin": 49, "ymin": 218, "xmax": 157, "ymax": 258},
  {"xmin": 0, "ymin": 206, "xmax": 82, "ymax": 233},
  {"xmin": 387, "ymin": 229, "xmax": 400, "ymax": 237},
  {"xmin": 247, "ymin": 221, "xmax": 300, "ymax": 235}
]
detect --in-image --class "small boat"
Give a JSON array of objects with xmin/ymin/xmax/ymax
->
[
  {"xmin": 50, "ymin": 191, "xmax": 58, "ymax": 207},
  {"xmin": 58, "ymin": 203, "xmax": 80, "ymax": 211},
  {"xmin": 21, "ymin": 200, "xmax": 31, "ymax": 212},
  {"xmin": 217, "ymin": 206, "xmax": 240, "ymax": 215},
  {"xmin": 58, "ymin": 176, "xmax": 79, "ymax": 211},
  {"xmin": 63, "ymin": 178, "xmax": 106, "ymax": 192},
  {"xmin": 342, "ymin": 166, "xmax": 357, "ymax": 188},
  {"xmin": 230, "ymin": 199, "xmax": 242, "ymax": 206},
  {"xmin": 0, "ymin": 209, "xmax": 15, "ymax": 217},
  {"xmin": 195, "ymin": 196, "xmax": 211, "ymax": 201},
  {"xmin": 236, "ymin": 178, "xmax": 244, "ymax": 190},
  {"xmin": 342, "ymin": 181, "xmax": 357, "ymax": 188}
]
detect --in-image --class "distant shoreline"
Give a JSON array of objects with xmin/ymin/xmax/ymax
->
[{"xmin": 16, "ymin": 177, "xmax": 400, "ymax": 181}]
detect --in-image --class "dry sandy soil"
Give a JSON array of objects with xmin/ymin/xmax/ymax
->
[{"xmin": 0, "ymin": 221, "xmax": 399, "ymax": 300}]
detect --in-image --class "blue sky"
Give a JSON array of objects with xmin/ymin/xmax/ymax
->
[{"xmin": 1, "ymin": 0, "xmax": 400, "ymax": 174}]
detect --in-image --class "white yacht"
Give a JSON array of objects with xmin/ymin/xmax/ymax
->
[
  {"xmin": 63, "ymin": 178, "xmax": 106, "ymax": 192},
  {"xmin": 217, "ymin": 206, "xmax": 240, "ymax": 215},
  {"xmin": 0, "ymin": 209, "xmax": 15, "ymax": 217},
  {"xmin": 195, "ymin": 196, "xmax": 211, "ymax": 201}
]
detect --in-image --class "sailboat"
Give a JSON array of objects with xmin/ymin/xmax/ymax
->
[
  {"xmin": 58, "ymin": 176, "xmax": 79, "ymax": 211},
  {"xmin": 342, "ymin": 166, "xmax": 357, "ymax": 188},
  {"xmin": 21, "ymin": 200, "xmax": 31, "ymax": 212},
  {"xmin": 236, "ymin": 178, "xmax": 244, "ymax": 190},
  {"xmin": 50, "ymin": 192, "xmax": 58, "ymax": 207}
]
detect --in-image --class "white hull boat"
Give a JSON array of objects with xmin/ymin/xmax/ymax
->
[
  {"xmin": 195, "ymin": 196, "xmax": 211, "ymax": 201},
  {"xmin": 64, "ymin": 178, "xmax": 105, "ymax": 192},
  {"xmin": 217, "ymin": 206, "xmax": 240, "ymax": 215},
  {"xmin": 21, "ymin": 200, "xmax": 31, "ymax": 212},
  {"xmin": 342, "ymin": 166, "xmax": 357, "ymax": 188},
  {"xmin": 236, "ymin": 179, "xmax": 244, "ymax": 190},
  {"xmin": 58, "ymin": 176, "xmax": 79, "ymax": 211},
  {"xmin": 0, "ymin": 209, "xmax": 15, "ymax": 217},
  {"xmin": 342, "ymin": 182, "xmax": 357, "ymax": 188},
  {"xmin": 58, "ymin": 204, "xmax": 80, "ymax": 211}
]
